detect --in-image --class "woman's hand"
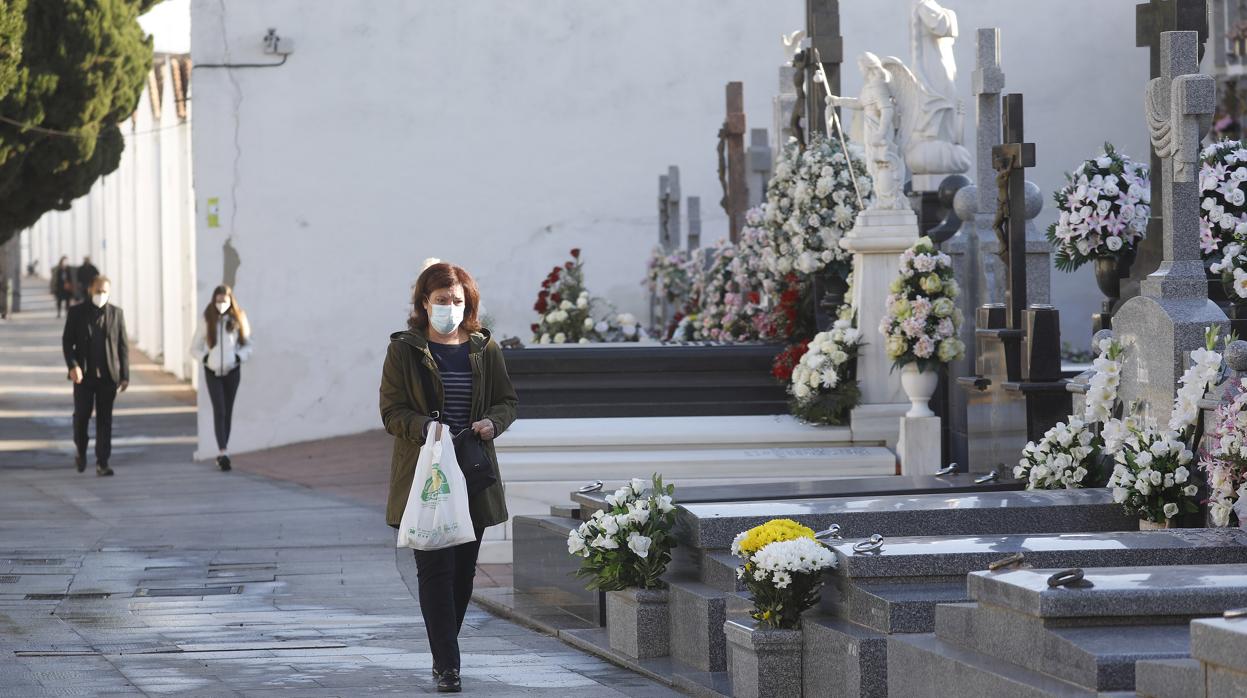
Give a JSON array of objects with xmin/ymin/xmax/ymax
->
[{"xmin": 471, "ymin": 419, "xmax": 496, "ymax": 441}]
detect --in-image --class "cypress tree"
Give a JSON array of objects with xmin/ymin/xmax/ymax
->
[{"xmin": 0, "ymin": 0, "xmax": 155, "ymax": 246}]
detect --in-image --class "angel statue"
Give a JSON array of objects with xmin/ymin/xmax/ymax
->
[{"xmin": 825, "ymin": 53, "xmax": 906, "ymax": 210}]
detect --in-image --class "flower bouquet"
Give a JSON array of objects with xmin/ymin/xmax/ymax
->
[
  {"xmin": 1108, "ymin": 327, "xmax": 1225, "ymax": 525},
  {"xmin": 784, "ymin": 318, "xmax": 863, "ymax": 425},
  {"xmin": 532, "ymin": 249, "xmax": 641, "ymax": 344},
  {"xmin": 879, "ymin": 237, "xmax": 965, "ymax": 372},
  {"xmin": 567, "ymin": 475, "xmax": 677, "ymax": 590},
  {"xmin": 1201, "ymin": 380, "xmax": 1247, "ymax": 527},
  {"xmin": 731, "ymin": 519, "xmax": 835, "ymax": 630},
  {"xmin": 674, "ymin": 237, "xmax": 765, "ymax": 342},
  {"xmin": 762, "ymin": 135, "xmax": 871, "ymax": 279},
  {"xmin": 1046, "ymin": 143, "xmax": 1150, "ymax": 272},
  {"xmin": 1199, "ymin": 140, "xmax": 1247, "ymax": 259}
]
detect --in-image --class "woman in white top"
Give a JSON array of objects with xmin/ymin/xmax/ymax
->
[{"xmin": 190, "ymin": 285, "xmax": 252, "ymax": 471}]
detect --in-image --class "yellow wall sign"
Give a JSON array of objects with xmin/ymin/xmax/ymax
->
[{"xmin": 207, "ymin": 197, "xmax": 221, "ymax": 228}]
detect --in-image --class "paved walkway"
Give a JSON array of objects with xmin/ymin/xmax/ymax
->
[{"xmin": 0, "ymin": 278, "xmax": 676, "ymax": 697}]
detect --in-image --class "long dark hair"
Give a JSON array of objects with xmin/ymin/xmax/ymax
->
[
  {"xmin": 204, "ymin": 284, "xmax": 250, "ymax": 348},
  {"xmin": 408, "ymin": 263, "xmax": 482, "ymax": 333}
]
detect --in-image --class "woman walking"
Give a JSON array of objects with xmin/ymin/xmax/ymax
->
[
  {"xmin": 51, "ymin": 256, "xmax": 74, "ymax": 318},
  {"xmin": 380, "ymin": 262, "xmax": 517, "ymax": 693},
  {"xmin": 190, "ymin": 285, "xmax": 251, "ymax": 471}
]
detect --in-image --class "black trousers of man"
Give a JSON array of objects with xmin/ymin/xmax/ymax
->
[
  {"xmin": 203, "ymin": 366, "xmax": 241, "ymax": 450},
  {"xmin": 73, "ymin": 376, "xmax": 118, "ymax": 466},
  {"xmin": 412, "ymin": 527, "xmax": 485, "ymax": 673}
]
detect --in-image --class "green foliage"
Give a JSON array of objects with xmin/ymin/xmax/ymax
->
[
  {"xmin": 0, "ymin": 0, "xmax": 154, "ymax": 245},
  {"xmin": 0, "ymin": 0, "xmax": 25, "ymax": 102}
]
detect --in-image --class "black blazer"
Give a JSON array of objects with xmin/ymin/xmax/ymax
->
[{"xmin": 62, "ymin": 303, "xmax": 129, "ymax": 383}]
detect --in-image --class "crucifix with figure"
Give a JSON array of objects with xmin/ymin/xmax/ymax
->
[{"xmin": 991, "ymin": 94, "xmax": 1035, "ymax": 332}]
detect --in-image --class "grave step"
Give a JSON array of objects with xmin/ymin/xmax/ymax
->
[
  {"xmin": 832, "ymin": 578, "xmax": 967, "ymax": 634},
  {"xmin": 802, "ymin": 613, "xmax": 888, "ymax": 698},
  {"xmin": 887, "ymin": 632, "xmax": 1113, "ymax": 698},
  {"xmin": 1190, "ymin": 616, "xmax": 1247, "ymax": 675},
  {"xmin": 701, "ymin": 550, "xmax": 744, "ymax": 593},
  {"xmin": 1134, "ymin": 658, "xmax": 1204, "ymax": 698},
  {"xmin": 668, "ymin": 578, "xmax": 741, "ymax": 673},
  {"xmin": 934, "ymin": 601, "xmax": 1191, "ymax": 691},
  {"xmin": 511, "ymin": 515, "xmax": 601, "ymax": 626}
]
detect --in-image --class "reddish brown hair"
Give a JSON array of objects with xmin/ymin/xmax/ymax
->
[{"xmin": 408, "ymin": 263, "xmax": 482, "ymax": 333}]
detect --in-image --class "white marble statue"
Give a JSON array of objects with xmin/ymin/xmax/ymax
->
[
  {"xmin": 826, "ymin": 53, "xmax": 906, "ymax": 210},
  {"xmin": 782, "ymin": 30, "xmax": 805, "ymax": 66},
  {"xmin": 911, "ymin": 0, "xmax": 959, "ymax": 109},
  {"xmin": 883, "ymin": 54, "xmax": 971, "ymax": 176}
]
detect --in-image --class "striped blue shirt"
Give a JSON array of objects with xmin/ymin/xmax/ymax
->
[{"xmin": 428, "ymin": 341, "xmax": 473, "ymax": 432}]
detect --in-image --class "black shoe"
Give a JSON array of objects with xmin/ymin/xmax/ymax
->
[
  {"xmin": 96, "ymin": 464, "xmax": 114, "ymax": 477},
  {"xmin": 217, "ymin": 455, "xmax": 232, "ymax": 472},
  {"xmin": 435, "ymin": 668, "xmax": 461, "ymax": 693},
  {"xmin": 75, "ymin": 454, "xmax": 86, "ymax": 473}
]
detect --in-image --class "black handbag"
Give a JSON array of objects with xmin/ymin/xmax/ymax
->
[{"xmin": 415, "ymin": 351, "xmax": 497, "ymax": 496}]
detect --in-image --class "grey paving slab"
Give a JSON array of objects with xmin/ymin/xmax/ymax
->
[{"xmin": 0, "ymin": 280, "xmax": 678, "ymax": 696}]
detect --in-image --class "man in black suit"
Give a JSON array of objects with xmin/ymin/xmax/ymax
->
[{"xmin": 62, "ymin": 276, "xmax": 129, "ymax": 476}]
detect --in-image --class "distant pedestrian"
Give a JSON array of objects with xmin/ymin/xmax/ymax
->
[
  {"xmin": 0, "ymin": 272, "xmax": 11, "ymax": 320},
  {"xmin": 190, "ymin": 285, "xmax": 251, "ymax": 472},
  {"xmin": 62, "ymin": 276, "xmax": 129, "ymax": 476},
  {"xmin": 380, "ymin": 262, "xmax": 518, "ymax": 693},
  {"xmin": 52, "ymin": 257, "xmax": 74, "ymax": 318},
  {"xmin": 75, "ymin": 256, "xmax": 99, "ymax": 303}
]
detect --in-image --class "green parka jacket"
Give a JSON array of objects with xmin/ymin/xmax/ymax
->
[{"xmin": 380, "ymin": 328, "xmax": 518, "ymax": 529}]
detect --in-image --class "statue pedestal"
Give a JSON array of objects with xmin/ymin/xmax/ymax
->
[{"xmin": 840, "ymin": 208, "xmax": 921, "ymax": 447}]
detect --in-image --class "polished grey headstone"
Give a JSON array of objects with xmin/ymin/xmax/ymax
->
[
  {"xmin": 678, "ymin": 489, "xmax": 1133, "ymax": 550},
  {"xmin": 968, "ymin": 563, "xmax": 1247, "ymax": 619}
]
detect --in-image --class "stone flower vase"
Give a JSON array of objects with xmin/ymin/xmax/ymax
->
[
  {"xmin": 1093, "ymin": 251, "xmax": 1134, "ymax": 316},
  {"xmin": 900, "ymin": 364, "xmax": 939, "ymax": 418},
  {"xmin": 605, "ymin": 588, "xmax": 669, "ymax": 659},
  {"xmin": 724, "ymin": 619, "xmax": 803, "ymax": 698},
  {"xmin": 1139, "ymin": 518, "xmax": 1174, "ymax": 531}
]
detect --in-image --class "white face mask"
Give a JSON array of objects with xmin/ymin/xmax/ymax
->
[
  {"xmin": 215, "ymin": 300, "xmax": 231, "ymax": 314},
  {"xmin": 429, "ymin": 303, "xmax": 465, "ymax": 335},
  {"xmin": 91, "ymin": 293, "xmax": 109, "ymax": 308}
]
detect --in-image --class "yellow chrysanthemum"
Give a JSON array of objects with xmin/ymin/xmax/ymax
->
[{"xmin": 734, "ymin": 518, "xmax": 815, "ymax": 557}]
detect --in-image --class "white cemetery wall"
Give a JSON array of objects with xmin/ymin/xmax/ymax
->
[
  {"xmin": 22, "ymin": 58, "xmax": 196, "ymax": 384},
  {"xmin": 837, "ymin": 0, "xmax": 1160, "ymax": 347},
  {"xmin": 189, "ymin": 0, "xmax": 805, "ymax": 454}
]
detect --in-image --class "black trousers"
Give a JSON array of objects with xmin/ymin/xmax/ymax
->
[
  {"xmin": 204, "ymin": 366, "xmax": 241, "ymax": 451},
  {"xmin": 413, "ymin": 527, "xmax": 484, "ymax": 672},
  {"xmin": 73, "ymin": 376, "xmax": 118, "ymax": 465}
]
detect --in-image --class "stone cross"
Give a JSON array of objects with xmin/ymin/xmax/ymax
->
[
  {"xmin": 747, "ymin": 128, "xmax": 773, "ymax": 208},
  {"xmin": 1113, "ymin": 30, "xmax": 1227, "ymax": 427},
  {"xmin": 658, "ymin": 169, "xmax": 681, "ymax": 252},
  {"xmin": 805, "ymin": 0, "xmax": 842, "ymax": 136},
  {"xmin": 718, "ymin": 82, "xmax": 748, "ymax": 243},
  {"xmin": 687, "ymin": 196, "xmax": 701, "ymax": 251},
  {"xmin": 1129, "ymin": 0, "xmax": 1209, "ymax": 294},
  {"xmin": 972, "ymin": 28, "xmax": 1004, "ymax": 228},
  {"xmin": 991, "ymin": 94, "xmax": 1035, "ymax": 331}
]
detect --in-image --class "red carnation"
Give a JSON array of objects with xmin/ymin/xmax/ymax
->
[
  {"xmin": 550, "ymin": 292, "xmax": 562, "ymax": 303},
  {"xmin": 552, "ymin": 266, "xmax": 562, "ymax": 275},
  {"xmin": 747, "ymin": 291, "xmax": 761, "ymax": 305},
  {"xmin": 534, "ymin": 299, "xmax": 548, "ymax": 313},
  {"xmin": 531, "ymin": 323, "xmax": 540, "ymax": 333},
  {"xmin": 538, "ymin": 289, "xmax": 549, "ymax": 299},
  {"xmin": 571, "ymin": 248, "xmax": 581, "ymax": 259}
]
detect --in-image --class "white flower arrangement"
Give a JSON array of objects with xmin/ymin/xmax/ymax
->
[
  {"xmin": 762, "ymin": 135, "xmax": 871, "ymax": 277},
  {"xmin": 1201, "ymin": 382, "xmax": 1247, "ymax": 527},
  {"xmin": 532, "ymin": 250, "xmax": 640, "ymax": 344},
  {"xmin": 1015, "ymin": 418, "xmax": 1098, "ymax": 489},
  {"xmin": 1209, "ymin": 241, "xmax": 1247, "ymax": 300},
  {"xmin": 879, "ymin": 236, "xmax": 965, "ymax": 371},
  {"xmin": 1199, "ymin": 140, "xmax": 1247, "ymax": 258},
  {"xmin": 1107, "ymin": 424, "xmax": 1198, "ymax": 524},
  {"xmin": 1047, "ymin": 143, "xmax": 1150, "ymax": 272},
  {"xmin": 731, "ymin": 519, "xmax": 835, "ymax": 630},
  {"xmin": 567, "ymin": 474, "xmax": 677, "ymax": 590},
  {"xmin": 784, "ymin": 317, "xmax": 863, "ymax": 425},
  {"xmin": 1107, "ymin": 327, "xmax": 1225, "ymax": 524}
]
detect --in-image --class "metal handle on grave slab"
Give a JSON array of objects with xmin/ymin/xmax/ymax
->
[
  {"xmin": 935, "ymin": 464, "xmax": 957, "ymax": 476},
  {"xmin": 975, "ymin": 471, "xmax": 999, "ymax": 484},
  {"xmin": 814, "ymin": 524, "xmax": 842, "ymax": 544},
  {"xmin": 1047, "ymin": 568, "xmax": 1085, "ymax": 588},
  {"xmin": 577, "ymin": 481, "xmax": 603, "ymax": 494},
  {"xmin": 988, "ymin": 553, "xmax": 1025, "ymax": 571},
  {"xmin": 853, "ymin": 534, "xmax": 885, "ymax": 554},
  {"xmin": 1226, "ymin": 607, "xmax": 1247, "ymax": 619}
]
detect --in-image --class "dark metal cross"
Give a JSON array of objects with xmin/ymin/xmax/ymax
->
[
  {"xmin": 805, "ymin": 0, "xmax": 842, "ymax": 137},
  {"xmin": 991, "ymin": 94, "xmax": 1035, "ymax": 331}
]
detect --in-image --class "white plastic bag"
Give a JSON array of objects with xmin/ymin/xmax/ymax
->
[{"xmin": 397, "ymin": 421, "xmax": 476, "ymax": 550}]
